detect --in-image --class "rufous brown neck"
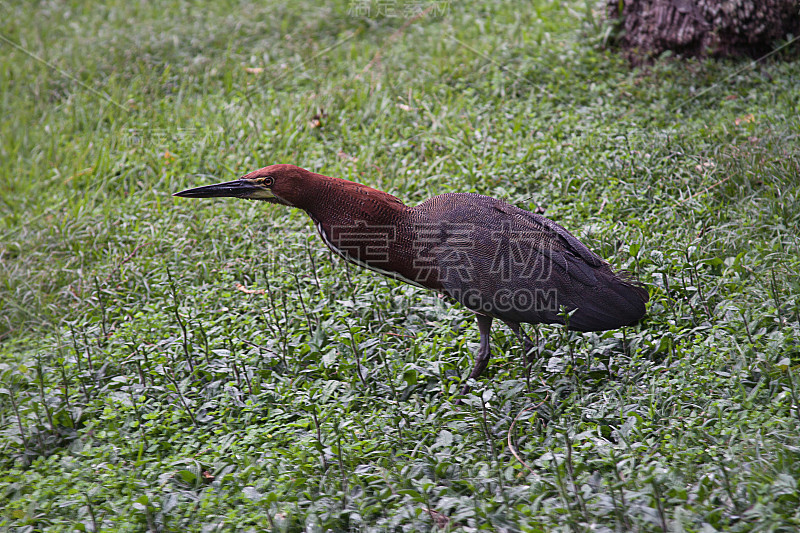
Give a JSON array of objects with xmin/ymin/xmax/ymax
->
[
  {"xmin": 287, "ymin": 171, "xmax": 425, "ymax": 288},
  {"xmin": 296, "ymin": 172, "xmax": 408, "ymax": 226}
]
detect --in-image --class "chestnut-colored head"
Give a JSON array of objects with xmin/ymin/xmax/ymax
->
[{"xmin": 173, "ymin": 164, "xmax": 311, "ymax": 207}]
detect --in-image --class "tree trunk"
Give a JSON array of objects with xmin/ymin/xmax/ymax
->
[{"xmin": 607, "ymin": 0, "xmax": 800, "ymax": 63}]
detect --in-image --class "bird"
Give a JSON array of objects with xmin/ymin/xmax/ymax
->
[{"xmin": 174, "ymin": 164, "xmax": 648, "ymax": 398}]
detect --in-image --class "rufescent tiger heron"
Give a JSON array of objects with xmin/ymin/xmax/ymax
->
[{"xmin": 174, "ymin": 164, "xmax": 648, "ymax": 398}]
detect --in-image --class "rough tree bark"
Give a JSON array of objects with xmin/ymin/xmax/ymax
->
[{"xmin": 607, "ymin": 0, "xmax": 800, "ymax": 63}]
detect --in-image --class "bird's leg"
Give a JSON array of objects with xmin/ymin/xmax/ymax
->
[
  {"xmin": 459, "ymin": 314, "xmax": 494, "ymax": 398},
  {"xmin": 502, "ymin": 320, "xmax": 537, "ymax": 363}
]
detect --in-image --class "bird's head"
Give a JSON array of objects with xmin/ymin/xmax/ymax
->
[{"xmin": 173, "ymin": 164, "xmax": 309, "ymax": 206}]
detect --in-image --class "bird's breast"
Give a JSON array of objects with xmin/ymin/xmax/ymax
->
[{"xmin": 313, "ymin": 218, "xmax": 427, "ymax": 289}]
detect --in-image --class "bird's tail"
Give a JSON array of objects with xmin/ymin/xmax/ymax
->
[{"xmin": 566, "ymin": 270, "xmax": 649, "ymax": 332}]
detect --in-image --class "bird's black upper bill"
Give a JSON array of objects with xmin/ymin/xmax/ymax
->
[{"xmin": 173, "ymin": 179, "xmax": 262, "ymax": 199}]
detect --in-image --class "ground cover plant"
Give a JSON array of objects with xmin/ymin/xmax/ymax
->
[{"xmin": 1, "ymin": 0, "xmax": 799, "ymax": 530}]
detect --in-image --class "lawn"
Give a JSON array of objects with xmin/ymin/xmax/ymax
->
[{"xmin": 2, "ymin": 0, "xmax": 800, "ymax": 531}]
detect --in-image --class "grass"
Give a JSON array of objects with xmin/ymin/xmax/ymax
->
[{"xmin": 2, "ymin": 0, "xmax": 800, "ymax": 530}]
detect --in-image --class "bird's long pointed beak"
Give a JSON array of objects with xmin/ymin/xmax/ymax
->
[{"xmin": 173, "ymin": 179, "xmax": 273, "ymax": 200}]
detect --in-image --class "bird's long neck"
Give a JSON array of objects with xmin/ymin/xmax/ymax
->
[
  {"xmin": 297, "ymin": 173, "xmax": 425, "ymax": 287},
  {"xmin": 297, "ymin": 173, "xmax": 408, "ymax": 228}
]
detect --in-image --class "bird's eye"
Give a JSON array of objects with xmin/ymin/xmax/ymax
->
[{"xmin": 263, "ymin": 176, "xmax": 274, "ymax": 186}]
